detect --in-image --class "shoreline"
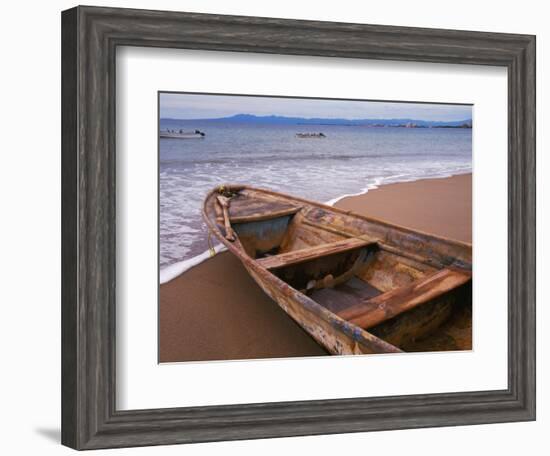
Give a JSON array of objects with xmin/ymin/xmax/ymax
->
[
  {"xmin": 325, "ymin": 170, "xmax": 471, "ymax": 206},
  {"xmin": 159, "ymin": 244, "xmax": 227, "ymax": 285},
  {"xmin": 159, "ymin": 171, "xmax": 472, "ymax": 285},
  {"xmin": 334, "ymin": 173, "xmax": 472, "ymax": 243},
  {"xmin": 159, "ymin": 172, "xmax": 472, "ymax": 362}
]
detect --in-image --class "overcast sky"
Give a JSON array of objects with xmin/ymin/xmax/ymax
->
[{"xmin": 159, "ymin": 92, "xmax": 472, "ymax": 121}]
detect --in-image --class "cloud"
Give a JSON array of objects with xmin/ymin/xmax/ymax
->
[{"xmin": 159, "ymin": 92, "xmax": 472, "ymax": 121}]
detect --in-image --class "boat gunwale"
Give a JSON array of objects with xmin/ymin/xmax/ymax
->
[{"xmin": 204, "ymin": 184, "xmax": 472, "ymax": 251}]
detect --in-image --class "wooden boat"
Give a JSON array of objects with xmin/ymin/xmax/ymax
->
[{"xmin": 203, "ymin": 185, "xmax": 472, "ymax": 355}]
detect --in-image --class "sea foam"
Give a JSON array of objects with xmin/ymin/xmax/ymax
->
[{"xmin": 159, "ymin": 244, "xmax": 227, "ymax": 284}]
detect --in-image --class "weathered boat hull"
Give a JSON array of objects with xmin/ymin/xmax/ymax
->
[{"xmin": 203, "ymin": 185, "xmax": 472, "ymax": 355}]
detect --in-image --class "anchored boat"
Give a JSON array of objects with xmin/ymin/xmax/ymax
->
[
  {"xmin": 160, "ymin": 129, "xmax": 205, "ymax": 139},
  {"xmin": 203, "ymin": 185, "xmax": 472, "ymax": 355},
  {"xmin": 296, "ymin": 132, "xmax": 326, "ymax": 138}
]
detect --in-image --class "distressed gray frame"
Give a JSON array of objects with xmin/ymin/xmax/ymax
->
[{"xmin": 61, "ymin": 5, "xmax": 536, "ymax": 450}]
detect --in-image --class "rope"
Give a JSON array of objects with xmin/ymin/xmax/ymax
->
[
  {"xmin": 206, "ymin": 185, "xmax": 239, "ymax": 257},
  {"xmin": 207, "ymin": 230, "xmax": 217, "ymax": 258}
]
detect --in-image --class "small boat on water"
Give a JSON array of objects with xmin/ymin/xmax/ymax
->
[
  {"xmin": 296, "ymin": 132, "xmax": 326, "ymax": 138},
  {"xmin": 203, "ymin": 185, "xmax": 472, "ymax": 355},
  {"xmin": 160, "ymin": 129, "xmax": 205, "ymax": 139}
]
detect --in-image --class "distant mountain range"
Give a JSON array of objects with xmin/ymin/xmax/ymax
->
[{"xmin": 161, "ymin": 114, "xmax": 472, "ymax": 128}]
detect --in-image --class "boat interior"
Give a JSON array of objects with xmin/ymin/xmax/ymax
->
[{"xmin": 208, "ymin": 188, "xmax": 472, "ymax": 352}]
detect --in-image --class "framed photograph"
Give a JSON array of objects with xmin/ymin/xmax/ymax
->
[
  {"xmin": 61, "ymin": 6, "xmax": 535, "ymax": 450},
  {"xmin": 158, "ymin": 91, "xmax": 473, "ymax": 363}
]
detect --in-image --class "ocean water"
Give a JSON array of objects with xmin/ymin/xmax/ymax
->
[{"xmin": 159, "ymin": 120, "xmax": 472, "ymax": 272}]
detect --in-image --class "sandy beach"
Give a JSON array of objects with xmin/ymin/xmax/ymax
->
[
  {"xmin": 159, "ymin": 173, "xmax": 472, "ymax": 363},
  {"xmin": 336, "ymin": 173, "xmax": 472, "ymax": 243}
]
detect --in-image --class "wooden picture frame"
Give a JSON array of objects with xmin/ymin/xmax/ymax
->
[{"xmin": 61, "ymin": 5, "xmax": 536, "ymax": 450}]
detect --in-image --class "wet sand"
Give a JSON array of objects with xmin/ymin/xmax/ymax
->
[
  {"xmin": 159, "ymin": 173, "xmax": 472, "ymax": 362},
  {"xmin": 159, "ymin": 251, "xmax": 327, "ymax": 362}
]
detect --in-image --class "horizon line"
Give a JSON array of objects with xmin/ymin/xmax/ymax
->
[{"xmin": 160, "ymin": 113, "xmax": 473, "ymax": 122}]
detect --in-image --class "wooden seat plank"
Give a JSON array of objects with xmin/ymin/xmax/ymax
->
[
  {"xmin": 257, "ymin": 238, "xmax": 373, "ymax": 270},
  {"xmin": 228, "ymin": 195, "xmax": 302, "ymax": 223},
  {"xmin": 337, "ymin": 268, "xmax": 471, "ymax": 329},
  {"xmin": 230, "ymin": 206, "xmax": 302, "ymax": 223}
]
